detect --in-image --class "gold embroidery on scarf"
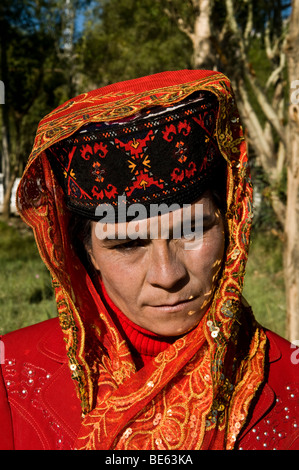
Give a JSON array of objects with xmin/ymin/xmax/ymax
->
[{"xmin": 18, "ymin": 73, "xmax": 268, "ymax": 448}]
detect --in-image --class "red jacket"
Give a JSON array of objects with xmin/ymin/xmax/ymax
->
[{"xmin": 0, "ymin": 318, "xmax": 298, "ymax": 450}]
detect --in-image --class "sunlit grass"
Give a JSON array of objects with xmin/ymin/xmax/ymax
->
[
  {"xmin": 243, "ymin": 230, "xmax": 286, "ymax": 338},
  {"xmin": 0, "ymin": 217, "xmax": 57, "ymax": 334}
]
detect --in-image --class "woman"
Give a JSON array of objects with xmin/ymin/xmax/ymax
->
[{"xmin": 0, "ymin": 69, "xmax": 298, "ymax": 450}]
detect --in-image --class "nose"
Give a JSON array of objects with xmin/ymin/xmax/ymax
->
[{"xmin": 145, "ymin": 240, "xmax": 188, "ymax": 290}]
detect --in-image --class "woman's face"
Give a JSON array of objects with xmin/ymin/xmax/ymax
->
[{"xmin": 88, "ymin": 191, "xmax": 226, "ymax": 337}]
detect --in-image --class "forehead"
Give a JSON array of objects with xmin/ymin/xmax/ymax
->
[{"xmin": 92, "ymin": 191, "xmax": 217, "ymax": 241}]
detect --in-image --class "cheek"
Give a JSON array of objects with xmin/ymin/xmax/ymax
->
[
  {"xmin": 186, "ymin": 231, "xmax": 225, "ymax": 283},
  {"xmin": 93, "ymin": 251, "xmax": 143, "ymax": 292}
]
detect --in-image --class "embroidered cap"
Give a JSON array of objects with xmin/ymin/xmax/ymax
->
[{"xmin": 47, "ymin": 91, "xmax": 222, "ymax": 221}]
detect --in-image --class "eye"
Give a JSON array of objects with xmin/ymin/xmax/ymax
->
[
  {"xmin": 113, "ymin": 239, "xmax": 148, "ymax": 252},
  {"xmin": 182, "ymin": 229, "xmax": 196, "ymax": 241},
  {"xmin": 181, "ymin": 223, "xmax": 200, "ymax": 241},
  {"xmin": 181, "ymin": 218, "xmax": 215, "ymax": 241}
]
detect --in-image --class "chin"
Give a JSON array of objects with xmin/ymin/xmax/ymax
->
[{"xmin": 148, "ymin": 318, "xmax": 202, "ymax": 338}]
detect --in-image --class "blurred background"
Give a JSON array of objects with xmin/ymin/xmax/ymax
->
[{"xmin": 0, "ymin": 0, "xmax": 298, "ymax": 340}]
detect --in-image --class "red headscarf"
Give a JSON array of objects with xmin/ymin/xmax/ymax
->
[{"xmin": 17, "ymin": 70, "xmax": 267, "ymax": 450}]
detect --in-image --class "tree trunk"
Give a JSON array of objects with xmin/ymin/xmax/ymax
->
[
  {"xmin": 1, "ymin": 120, "xmax": 10, "ymax": 195},
  {"xmin": 2, "ymin": 171, "xmax": 17, "ymax": 220},
  {"xmin": 191, "ymin": 0, "xmax": 216, "ymax": 69},
  {"xmin": 284, "ymin": 0, "xmax": 299, "ymax": 342},
  {"xmin": 169, "ymin": 0, "xmax": 216, "ymax": 70},
  {"xmin": 1, "ymin": 11, "xmax": 11, "ymax": 213},
  {"xmin": 236, "ymin": 80, "xmax": 286, "ymax": 227}
]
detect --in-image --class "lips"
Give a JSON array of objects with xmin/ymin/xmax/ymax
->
[
  {"xmin": 156, "ymin": 299, "xmax": 193, "ymax": 307},
  {"xmin": 149, "ymin": 296, "xmax": 197, "ymax": 311}
]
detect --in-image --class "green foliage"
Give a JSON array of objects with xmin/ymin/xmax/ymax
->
[
  {"xmin": 1, "ymin": 0, "xmax": 94, "ymax": 172},
  {"xmin": 79, "ymin": 0, "xmax": 192, "ymax": 87},
  {"xmin": 1, "ymin": 1, "xmax": 66, "ymax": 171}
]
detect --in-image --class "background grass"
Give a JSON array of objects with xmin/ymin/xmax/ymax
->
[
  {"xmin": 0, "ymin": 217, "xmax": 57, "ymax": 335},
  {"xmin": 0, "ymin": 216, "xmax": 287, "ymax": 338},
  {"xmin": 243, "ymin": 231, "xmax": 286, "ymax": 337}
]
